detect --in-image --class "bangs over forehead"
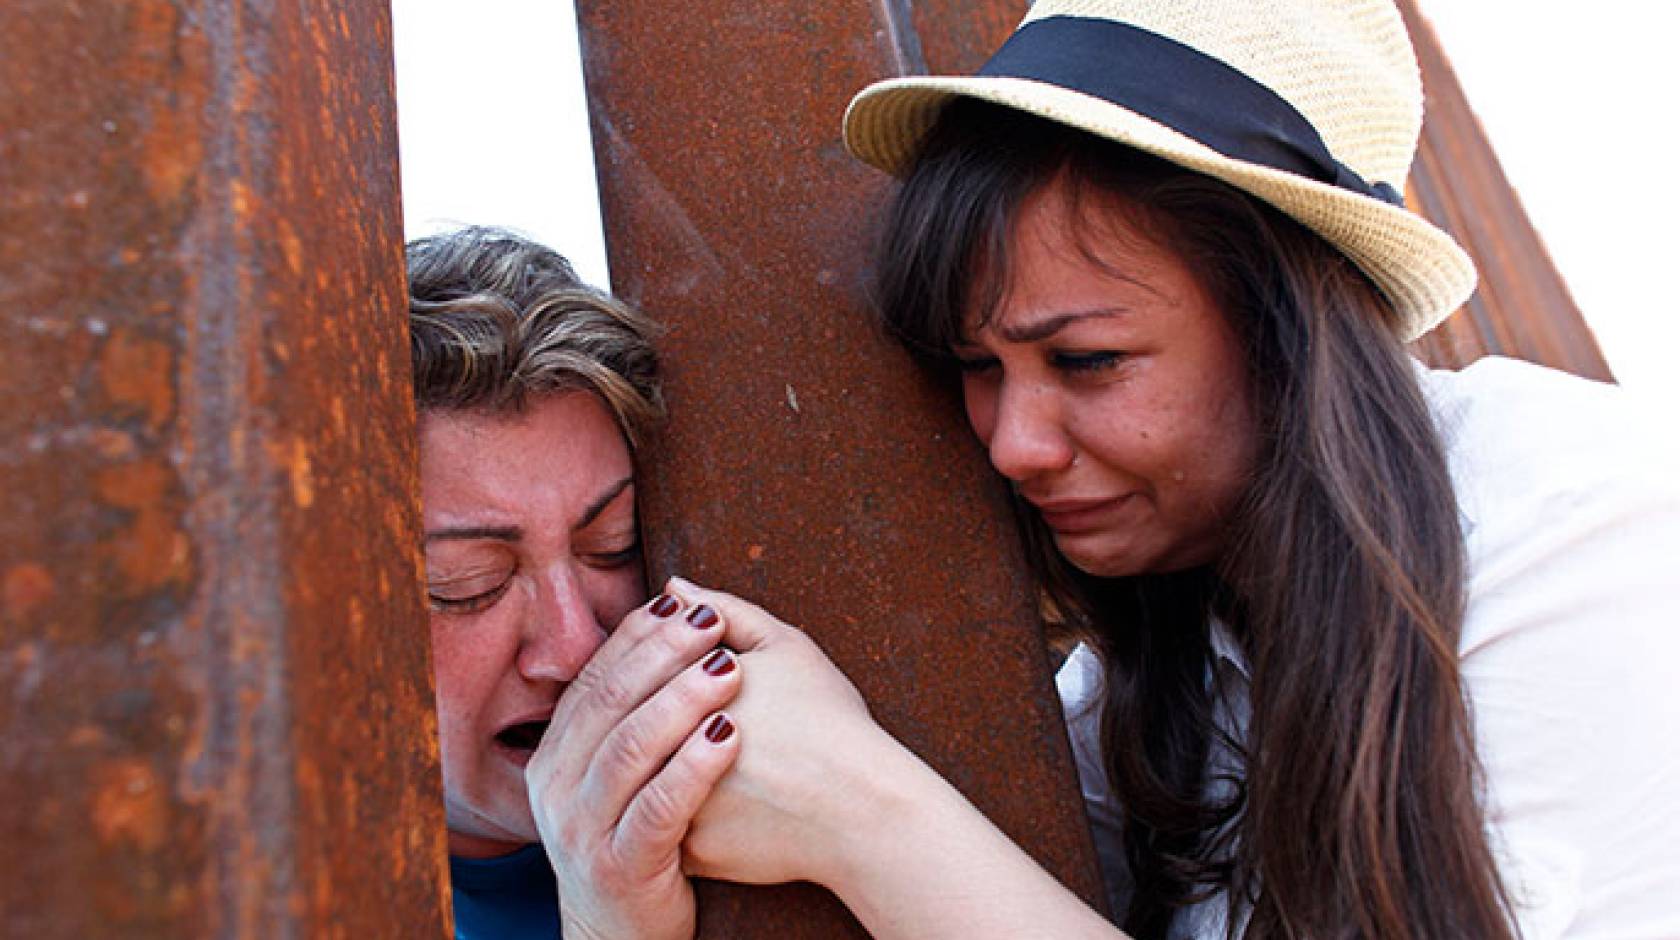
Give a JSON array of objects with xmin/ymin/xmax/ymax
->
[
  {"xmin": 874, "ymin": 100, "xmax": 1062, "ymax": 358},
  {"xmin": 873, "ymin": 100, "xmax": 1193, "ymax": 359}
]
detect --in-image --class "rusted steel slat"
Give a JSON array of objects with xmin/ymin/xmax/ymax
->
[
  {"xmin": 576, "ymin": 0, "xmax": 1106, "ymax": 936},
  {"xmin": 1399, "ymin": 1, "xmax": 1614, "ymax": 380},
  {"xmin": 910, "ymin": 1, "xmax": 1028, "ymax": 75},
  {"xmin": 0, "ymin": 2, "xmax": 448, "ymax": 936}
]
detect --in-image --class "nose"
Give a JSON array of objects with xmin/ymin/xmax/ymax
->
[
  {"xmin": 517, "ymin": 563, "xmax": 608, "ymax": 683},
  {"xmin": 976, "ymin": 376, "xmax": 1075, "ymax": 483}
]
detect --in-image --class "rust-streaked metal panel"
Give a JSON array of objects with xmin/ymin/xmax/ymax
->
[
  {"xmin": 0, "ymin": 2, "xmax": 449, "ymax": 936},
  {"xmin": 576, "ymin": 1, "xmax": 1105, "ymax": 936},
  {"xmin": 1399, "ymin": 1, "xmax": 1614, "ymax": 380}
]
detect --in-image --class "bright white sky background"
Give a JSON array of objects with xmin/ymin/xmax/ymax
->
[{"xmin": 393, "ymin": 0, "xmax": 1680, "ymax": 408}]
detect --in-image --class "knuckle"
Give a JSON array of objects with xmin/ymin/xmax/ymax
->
[
  {"xmin": 635, "ymin": 777, "xmax": 687, "ymax": 838},
  {"xmin": 599, "ymin": 718, "xmax": 656, "ymax": 780},
  {"xmin": 574, "ymin": 660, "xmax": 641, "ymax": 715},
  {"xmin": 597, "ymin": 671, "xmax": 642, "ymax": 715},
  {"xmin": 563, "ymin": 658, "xmax": 606, "ymax": 702}
]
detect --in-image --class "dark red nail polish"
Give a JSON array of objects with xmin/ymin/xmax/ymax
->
[
  {"xmin": 649, "ymin": 593, "xmax": 679, "ymax": 617},
  {"xmin": 701, "ymin": 648, "xmax": 735, "ymax": 677},
  {"xmin": 703, "ymin": 713, "xmax": 735, "ymax": 744},
  {"xmin": 687, "ymin": 604, "xmax": 718, "ymax": 630}
]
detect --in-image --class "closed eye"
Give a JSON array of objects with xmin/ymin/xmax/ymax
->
[
  {"xmin": 1052, "ymin": 350, "xmax": 1124, "ymax": 374},
  {"xmin": 583, "ymin": 541, "xmax": 642, "ymax": 570},
  {"xmin": 429, "ymin": 577, "xmax": 512, "ymax": 615}
]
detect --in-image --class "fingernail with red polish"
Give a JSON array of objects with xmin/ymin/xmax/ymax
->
[
  {"xmin": 687, "ymin": 604, "xmax": 718, "ymax": 630},
  {"xmin": 649, "ymin": 594, "xmax": 679, "ymax": 618},
  {"xmin": 704, "ymin": 713, "xmax": 735, "ymax": 744},
  {"xmin": 701, "ymin": 648, "xmax": 735, "ymax": 677}
]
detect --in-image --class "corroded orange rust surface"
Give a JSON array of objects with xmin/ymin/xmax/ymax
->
[
  {"xmin": 0, "ymin": 2, "xmax": 447, "ymax": 936},
  {"xmin": 576, "ymin": 0, "xmax": 1103, "ymax": 936}
]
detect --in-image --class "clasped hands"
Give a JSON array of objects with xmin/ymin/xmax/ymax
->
[{"xmin": 525, "ymin": 576, "xmax": 883, "ymax": 940}]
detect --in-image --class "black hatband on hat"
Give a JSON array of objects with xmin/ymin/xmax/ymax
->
[{"xmin": 977, "ymin": 16, "xmax": 1406, "ymax": 208}]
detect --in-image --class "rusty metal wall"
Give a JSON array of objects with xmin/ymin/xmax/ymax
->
[
  {"xmin": 0, "ymin": 2, "xmax": 449, "ymax": 936},
  {"xmin": 1399, "ymin": 0, "xmax": 1614, "ymax": 380},
  {"xmin": 575, "ymin": 0, "xmax": 1102, "ymax": 937}
]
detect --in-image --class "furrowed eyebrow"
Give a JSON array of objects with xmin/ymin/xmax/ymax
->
[
  {"xmin": 424, "ymin": 525, "xmax": 521, "ymax": 544},
  {"xmin": 421, "ymin": 476, "xmax": 634, "ymax": 544},
  {"xmin": 994, "ymin": 308, "xmax": 1125, "ymax": 343},
  {"xmin": 575, "ymin": 476, "xmax": 634, "ymax": 531}
]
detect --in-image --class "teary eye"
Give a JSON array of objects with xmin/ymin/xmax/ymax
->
[{"xmin": 1052, "ymin": 350, "xmax": 1124, "ymax": 374}]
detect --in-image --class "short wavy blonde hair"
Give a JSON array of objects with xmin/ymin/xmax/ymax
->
[{"xmin": 406, "ymin": 226, "xmax": 663, "ymax": 450}]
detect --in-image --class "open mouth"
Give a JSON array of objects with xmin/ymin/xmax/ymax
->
[{"xmin": 495, "ymin": 719, "xmax": 550, "ymax": 753}]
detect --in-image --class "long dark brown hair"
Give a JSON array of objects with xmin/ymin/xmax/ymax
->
[{"xmin": 875, "ymin": 101, "xmax": 1514, "ymax": 940}]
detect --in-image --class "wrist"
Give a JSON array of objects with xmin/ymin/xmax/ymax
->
[
  {"xmin": 809, "ymin": 737, "xmax": 1107, "ymax": 939},
  {"xmin": 812, "ymin": 730, "xmax": 952, "ymax": 899}
]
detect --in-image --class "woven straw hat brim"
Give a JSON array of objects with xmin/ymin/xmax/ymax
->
[{"xmin": 844, "ymin": 75, "xmax": 1475, "ymax": 341}]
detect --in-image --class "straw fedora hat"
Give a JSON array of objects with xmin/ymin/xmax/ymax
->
[{"xmin": 843, "ymin": 0, "xmax": 1475, "ymax": 340}]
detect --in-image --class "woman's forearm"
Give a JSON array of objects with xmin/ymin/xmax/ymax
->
[{"xmin": 820, "ymin": 734, "xmax": 1124, "ymax": 940}]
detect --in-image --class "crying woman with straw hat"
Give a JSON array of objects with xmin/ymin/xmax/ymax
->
[{"xmin": 537, "ymin": 1, "xmax": 1680, "ymax": 937}]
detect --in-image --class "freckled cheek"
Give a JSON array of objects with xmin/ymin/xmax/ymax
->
[{"xmin": 1075, "ymin": 404, "xmax": 1167, "ymax": 476}]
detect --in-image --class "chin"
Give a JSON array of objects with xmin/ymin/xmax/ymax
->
[
  {"xmin": 1056, "ymin": 544, "xmax": 1144, "ymax": 579},
  {"xmin": 444, "ymin": 789, "xmax": 541, "ymax": 848},
  {"xmin": 1056, "ymin": 544, "xmax": 1194, "ymax": 580},
  {"xmin": 1069, "ymin": 552, "xmax": 1216, "ymax": 581},
  {"xmin": 1054, "ymin": 531, "xmax": 1218, "ymax": 580}
]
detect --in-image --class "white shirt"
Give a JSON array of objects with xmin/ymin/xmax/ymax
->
[{"xmin": 1057, "ymin": 357, "xmax": 1680, "ymax": 939}]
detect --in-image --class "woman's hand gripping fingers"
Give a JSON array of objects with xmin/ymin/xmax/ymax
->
[
  {"xmin": 663, "ymin": 581, "xmax": 1120, "ymax": 940},
  {"xmin": 526, "ymin": 591, "xmax": 742, "ymax": 940},
  {"xmin": 661, "ymin": 578, "xmax": 906, "ymax": 890}
]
